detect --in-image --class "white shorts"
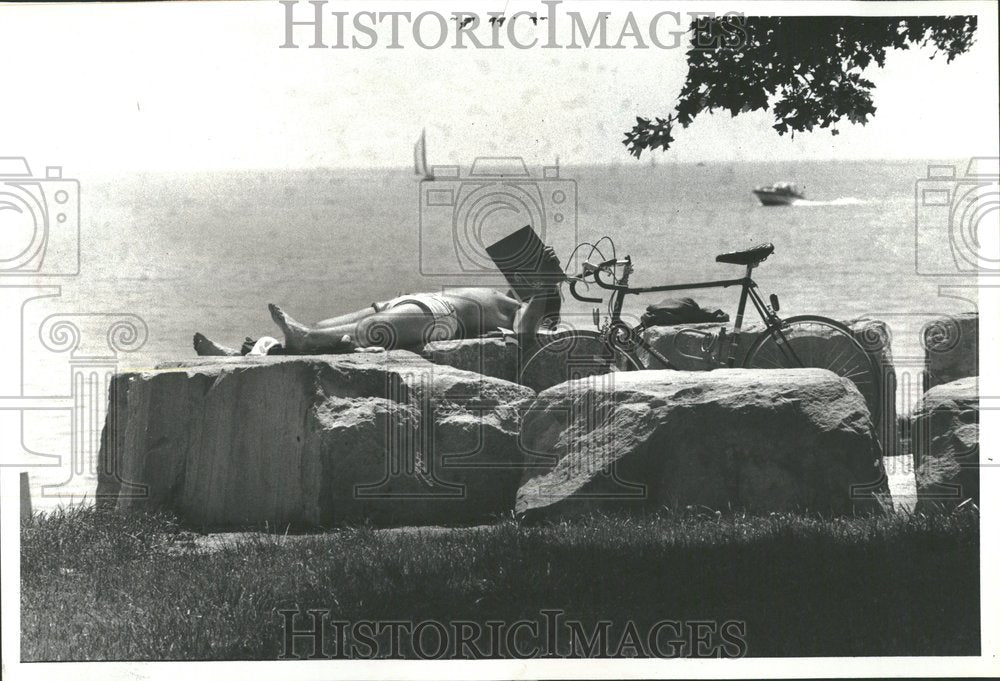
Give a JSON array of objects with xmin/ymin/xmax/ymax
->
[{"xmin": 376, "ymin": 293, "xmax": 460, "ymax": 342}]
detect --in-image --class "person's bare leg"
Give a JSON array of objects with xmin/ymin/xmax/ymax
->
[
  {"xmin": 270, "ymin": 302, "xmax": 439, "ymax": 352},
  {"xmin": 193, "ymin": 332, "xmax": 240, "ymax": 356},
  {"xmin": 315, "ymin": 305, "xmax": 380, "ymax": 329},
  {"xmin": 302, "ymin": 305, "xmax": 433, "ymax": 349},
  {"xmin": 268, "ymin": 304, "xmax": 356, "ymax": 354}
]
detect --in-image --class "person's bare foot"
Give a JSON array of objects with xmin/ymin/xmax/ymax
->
[
  {"xmin": 193, "ymin": 332, "xmax": 240, "ymax": 356},
  {"xmin": 268, "ymin": 303, "xmax": 311, "ymax": 353}
]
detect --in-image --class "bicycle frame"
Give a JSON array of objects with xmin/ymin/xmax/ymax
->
[
  {"xmin": 582, "ymin": 258, "xmax": 784, "ymax": 369},
  {"xmin": 537, "ymin": 250, "xmax": 881, "ymax": 424}
]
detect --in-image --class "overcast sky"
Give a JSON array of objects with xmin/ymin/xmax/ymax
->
[{"xmin": 1, "ymin": 1, "xmax": 997, "ymax": 172}]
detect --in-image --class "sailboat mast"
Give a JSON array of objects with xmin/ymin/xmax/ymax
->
[{"xmin": 414, "ymin": 128, "xmax": 431, "ymax": 180}]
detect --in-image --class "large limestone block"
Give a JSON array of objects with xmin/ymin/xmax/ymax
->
[
  {"xmin": 97, "ymin": 352, "xmax": 534, "ymax": 528},
  {"xmin": 924, "ymin": 312, "xmax": 978, "ymax": 391},
  {"xmin": 423, "ymin": 335, "xmax": 629, "ymax": 394},
  {"xmin": 422, "ymin": 338, "xmax": 518, "ymax": 383},
  {"xmin": 638, "ymin": 318, "xmax": 896, "ymax": 441},
  {"xmin": 516, "ymin": 368, "xmax": 887, "ymax": 519},
  {"xmin": 913, "ymin": 376, "xmax": 980, "ymax": 509}
]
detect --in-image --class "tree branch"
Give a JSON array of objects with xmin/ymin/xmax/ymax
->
[{"xmin": 624, "ymin": 16, "xmax": 978, "ymax": 157}]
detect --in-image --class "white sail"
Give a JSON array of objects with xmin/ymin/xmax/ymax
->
[{"xmin": 414, "ymin": 128, "xmax": 432, "ymax": 180}]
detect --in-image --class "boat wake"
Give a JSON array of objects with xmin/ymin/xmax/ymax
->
[{"xmin": 791, "ymin": 197, "xmax": 866, "ymax": 207}]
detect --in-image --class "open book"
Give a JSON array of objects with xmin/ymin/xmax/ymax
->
[{"xmin": 486, "ymin": 225, "xmax": 565, "ymax": 300}]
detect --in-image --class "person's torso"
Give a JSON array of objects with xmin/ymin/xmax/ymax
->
[{"xmin": 442, "ymin": 288, "xmax": 519, "ymax": 335}]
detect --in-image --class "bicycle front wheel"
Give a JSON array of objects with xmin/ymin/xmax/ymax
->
[
  {"xmin": 741, "ymin": 315, "xmax": 883, "ymax": 425},
  {"xmin": 518, "ymin": 329, "xmax": 642, "ymax": 393}
]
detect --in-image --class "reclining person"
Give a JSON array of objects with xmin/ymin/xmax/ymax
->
[{"xmin": 194, "ymin": 250, "xmax": 564, "ymax": 356}]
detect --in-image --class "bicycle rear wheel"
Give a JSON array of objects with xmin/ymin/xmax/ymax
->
[
  {"xmin": 741, "ymin": 315, "xmax": 883, "ymax": 425},
  {"xmin": 518, "ymin": 329, "xmax": 642, "ymax": 393}
]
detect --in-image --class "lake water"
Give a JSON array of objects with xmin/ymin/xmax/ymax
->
[{"xmin": 16, "ymin": 159, "xmax": 973, "ymax": 510}]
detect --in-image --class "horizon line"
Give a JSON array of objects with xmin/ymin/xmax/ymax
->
[{"xmin": 73, "ymin": 156, "xmax": 978, "ymax": 176}]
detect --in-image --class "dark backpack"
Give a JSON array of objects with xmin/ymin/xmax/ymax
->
[{"xmin": 640, "ymin": 297, "xmax": 729, "ymax": 327}]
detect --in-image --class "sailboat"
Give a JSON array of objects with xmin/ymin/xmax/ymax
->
[{"xmin": 414, "ymin": 128, "xmax": 433, "ymax": 180}]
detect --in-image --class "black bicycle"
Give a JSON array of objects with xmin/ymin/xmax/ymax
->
[{"xmin": 517, "ymin": 242, "xmax": 883, "ymax": 425}]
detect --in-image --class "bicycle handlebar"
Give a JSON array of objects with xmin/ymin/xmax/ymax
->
[
  {"xmin": 568, "ymin": 257, "xmax": 632, "ymax": 303},
  {"xmin": 591, "ymin": 257, "xmax": 630, "ymax": 291},
  {"xmin": 569, "ymin": 277, "xmax": 603, "ymax": 303}
]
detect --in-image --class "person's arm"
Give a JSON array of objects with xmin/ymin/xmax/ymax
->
[
  {"xmin": 513, "ymin": 246, "xmax": 564, "ymax": 340},
  {"xmin": 513, "ymin": 291, "xmax": 551, "ymax": 337}
]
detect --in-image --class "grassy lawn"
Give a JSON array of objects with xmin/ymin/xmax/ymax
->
[{"xmin": 21, "ymin": 505, "xmax": 979, "ymax": 660}]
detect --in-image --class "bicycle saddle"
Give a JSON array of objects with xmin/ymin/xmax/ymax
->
[{"xmin": 715, "ymin": 243, "xmax": 775, "ymax": 266}]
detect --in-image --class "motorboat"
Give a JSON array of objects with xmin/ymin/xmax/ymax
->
[{"xmin": 752, "ymin": 182, "xmax": 804, "ymax": 206}]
